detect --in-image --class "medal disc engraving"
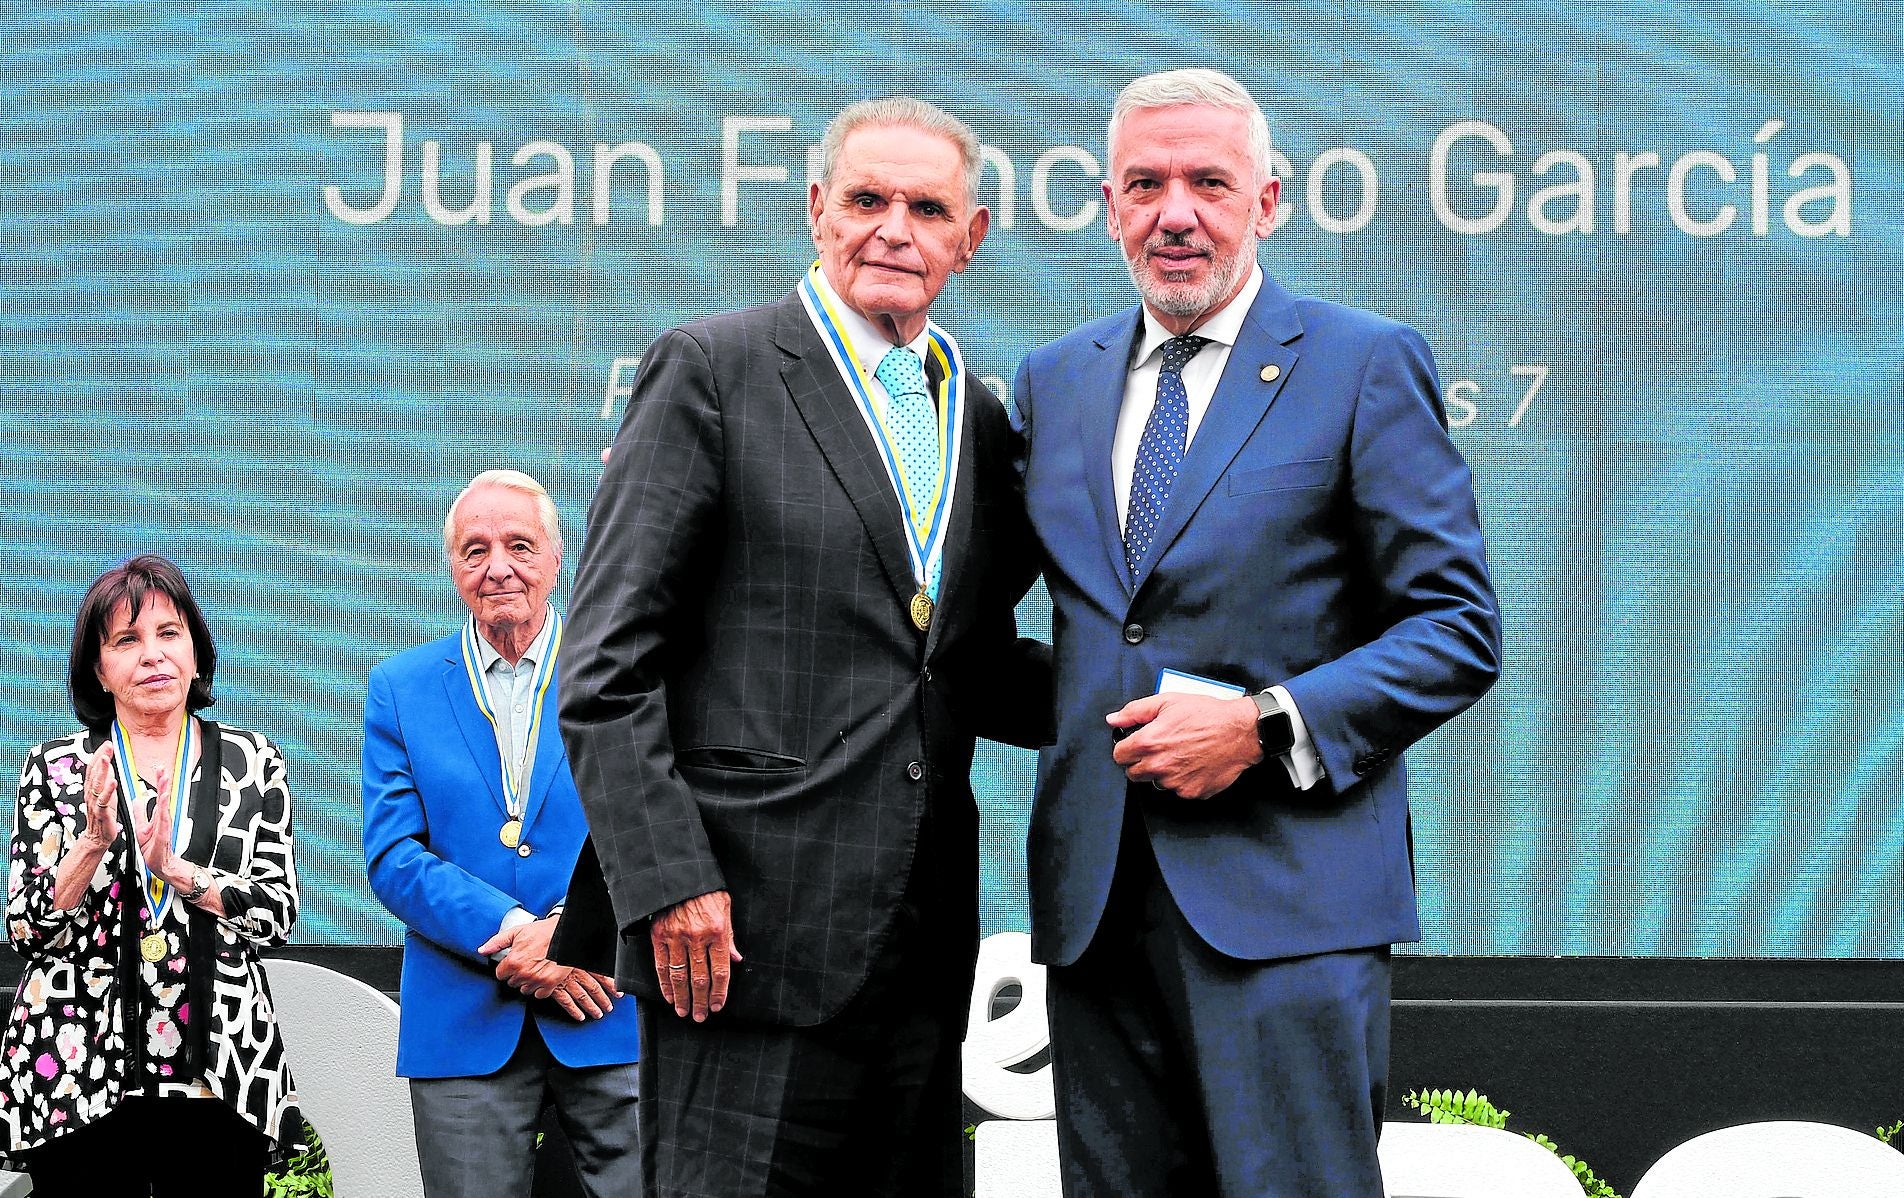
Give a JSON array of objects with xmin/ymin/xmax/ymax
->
[
  {"xmin": 910, "ymin": 591, "xmax": 933, "ymax": 632},
  {"xmin": 499, "ymin": 819, "xmax": 523, "ymax": 848},
  {"xmin": 140, "ymin": 932, "xmax": 168, "ymax": 963}
]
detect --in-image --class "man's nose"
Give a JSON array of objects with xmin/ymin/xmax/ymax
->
[
  {"xmin": 1158, "ymin": 180, "xmax": 1198, "ymax": 234},
  {"xmin": 876, "ymin": 201, "xmax": 913, "ymax": 245}
]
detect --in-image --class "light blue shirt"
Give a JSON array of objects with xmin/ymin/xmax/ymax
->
[
  {"xmin": 471, "ymin": 605, "xmax": 561, "ymax": 948},
  {"xmin": 471, "ymin": 604, "xmax": 558, "ymax": 806}
]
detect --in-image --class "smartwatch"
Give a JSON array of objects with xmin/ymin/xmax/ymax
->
[{"xmin": 1251, "ymin": 689, "xmax": 1295, "ymax": 757}]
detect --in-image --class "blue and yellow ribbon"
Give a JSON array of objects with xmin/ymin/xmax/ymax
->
[
  {"xmin": 799, "ymin": 261, "xmax": 965, "ymax": 603},
  {"xmin": 459, "ymin": 604, "xmax": 562, "ymax": 823},
  {"xmin": 111, "ymin": 712, "xmax": 193, "ymax": 921}
]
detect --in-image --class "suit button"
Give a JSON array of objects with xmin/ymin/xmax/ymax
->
[
  {"xmin": 1122, "ymin": 623, "xmax": 1145, "ymax": 644},
  {"xmin": 906, "ymin": 761, "xmax": 925, "ymax": 782},
  {"xmin": 921, "ymin": 667, "xmax": 933, "ymax": 683}
]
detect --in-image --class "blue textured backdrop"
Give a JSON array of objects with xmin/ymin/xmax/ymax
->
[{"xmin": 2, "ymin": 1, "xmax": 1898, "ymax": 954}]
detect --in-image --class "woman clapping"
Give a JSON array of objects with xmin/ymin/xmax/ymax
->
[{"xmin": 3, "ymin": 554, "xmax": 301, "ymax": 1196}]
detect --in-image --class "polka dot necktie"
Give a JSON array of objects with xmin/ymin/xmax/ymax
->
[
  {"xmin": 873, "ymin": 345, "xmax": 944, "ymax": 597},
  {"xmin": 1124, "ymin": 334, "xmax": 1209, "ymax": 581}
]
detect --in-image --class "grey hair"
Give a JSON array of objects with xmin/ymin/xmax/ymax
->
[
  {"xmin": 1108, "ymin": 69, "xmax": 1276, "ymax": 188},
  {"xmin": 443, "ymin": 469, "xmax": 563, "ymax": 560},
  {"xmin": 817, "ymin": 96, "xmax": 984, "ymax": 210}
]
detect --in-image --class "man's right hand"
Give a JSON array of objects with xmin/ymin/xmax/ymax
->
[{"xmin": 650, "ymin": 889, "xmax": 743, "ymax": 1022}]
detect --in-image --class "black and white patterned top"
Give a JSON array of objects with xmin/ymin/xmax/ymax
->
[{"xmin": 2, "ymin": 722, "xmax": 300, "ymax": 1163}]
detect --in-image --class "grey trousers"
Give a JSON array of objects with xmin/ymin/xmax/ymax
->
[{"xmin": 409, "ymin": 1021, "xmax": 640, "ymax": 1198}]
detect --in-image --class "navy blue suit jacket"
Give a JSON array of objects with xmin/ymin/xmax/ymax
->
[
  {"xmin": 1015, "ymin": 274, "xmax": 1501, "ymax": 968},
  {"xmin": 363, "ymin": 630, "xmax": 639, "ymax": 1077}
]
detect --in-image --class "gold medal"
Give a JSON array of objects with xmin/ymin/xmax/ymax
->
[
  {"xmin": 499, "ymin": 818, "xmax": 523, "ymax": 849},
  {"xmin": 140, "ymin": 932, "xmax": 168, "ymax": 964},
  {"xmin": 909, "ymin": 590, "xmax": 934, "ymax": 632}
]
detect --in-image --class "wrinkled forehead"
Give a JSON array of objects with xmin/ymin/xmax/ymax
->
[
  {"xmin": 451, "ymin": 486, "xmax": 547, "ymax": 545},
  {"xmin": 826, "ymin": 124, "xmax": 968, "ymax": 204}
]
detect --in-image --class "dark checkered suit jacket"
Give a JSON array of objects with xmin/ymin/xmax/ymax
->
[{"xmin": 556, "ymin": 290, "xmax": 1048, "ymax": 1026}]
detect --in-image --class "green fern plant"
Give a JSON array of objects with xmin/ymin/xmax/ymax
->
[
  {"xmin": 1403, "ymin": 1087, "xmax": 1621, "ymax": 1198},
  {"xmin": 1877, "ymin": 1118, "xmax": 1902, "ymax": 1150},
  {"xmin": 264, "ymin": 1119, "xmax": 336, "ymax": 1198},
  {"xmin": 1404, "ymin": 1087, "xmax": 1509, "ymax": 1129}
]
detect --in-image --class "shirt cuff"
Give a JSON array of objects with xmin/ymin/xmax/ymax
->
[
  {"xmin": 1268, "ymin": 685, "xmax": 1324, "ymax": 791},
  {"xmin": 490, "ymin": 905, "xmax": 535, "ymax": 961}
]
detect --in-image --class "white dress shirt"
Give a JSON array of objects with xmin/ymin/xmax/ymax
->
[
  {"xmin": 806, "ymin": 268, "xmax": 935, "ymax": 418},
  {"xmin": 1113, "ymin": 265, "xmax": 1324, "ymax": 791}
]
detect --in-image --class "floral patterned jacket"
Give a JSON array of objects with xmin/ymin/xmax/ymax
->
[{"xmin": 2, "ymin": 723, "xmax": 300, "ymax": 1163}]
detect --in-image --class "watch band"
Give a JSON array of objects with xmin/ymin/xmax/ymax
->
[
  {"xmin": 1252, "ymin": 688, "xmax": 1296, "ymax": 757},
  {"xmin": 182, "ymin": 866, "xmax": 212, "ymax": 904}
]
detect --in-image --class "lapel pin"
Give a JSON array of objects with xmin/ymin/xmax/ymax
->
[{"xmin": 1259, "ymin": 364, "xmax": 1281, "ymax": 382}]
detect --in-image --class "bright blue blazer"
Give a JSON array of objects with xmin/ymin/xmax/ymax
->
[
  {"xmin": 363, "ymin": 630, "xmax": 639, "ymax": 1078},
  {"xmin": 1015, "ymin": 275, "xmax": 1502, "ymax": 968}
]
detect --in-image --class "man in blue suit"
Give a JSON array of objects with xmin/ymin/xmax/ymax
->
[
  {"xmin": 364, "ymin": 469, "xmax": 639, "ymax": 1198},
  {"xmin": 1015, "ymin": 70, "xmax": 1502, "ymax": 1195}
]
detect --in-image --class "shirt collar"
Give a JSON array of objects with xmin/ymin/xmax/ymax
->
[
  {"xmin": 1134, "ymin": 263, "xmax": 1265, "ymax": 367},
  {"xmin": 472, "ymin": 602, "xmax": 557, "ymax": 673},
  {"xmin": 809, "ymin": 265, "xmax": 935, "ymax": 371}
]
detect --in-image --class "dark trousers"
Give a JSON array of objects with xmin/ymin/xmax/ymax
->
[
  {"xmin": 24, "ymin": 1094, "xmax": 269, "ymax": 1198},
  {"xmin": 1047, "ymin": 808, "xmax": 1392, "ymax": 1198},
  {"xmin": 638, "ymin": 849, "xmax": 974, "ymax": 1197},
  {"xmin": 408, "ymin": 1018, "xmax": 641, "ymax": 1198}
]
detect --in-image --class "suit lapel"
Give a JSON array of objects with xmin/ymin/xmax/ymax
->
[
  {"xmin": 1133, "ymin": 281, "xmax": 1303, "ymax": 592},
  {"xmin": 1086, "ymin": 308, "xmax": 1144, "ymax": 595},
  {"xmin": 441, "ymin": 651, "xmax": 508, "ymax": 820},
  {"xmin": 776, "ymin": 294, "xmax": 920, "ymax": 618}
]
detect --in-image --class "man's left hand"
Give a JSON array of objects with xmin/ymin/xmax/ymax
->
[
  {"xmin": 1108, "ymin": 693, "xmax": 1264, "ymax": 800},
  {"xmin": 480, "ymin": 916, "xmax": 622, "ymax": 1020}
]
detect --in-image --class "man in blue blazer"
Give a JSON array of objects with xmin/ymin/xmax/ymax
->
[
  {"xmin": 1015, "ymin": 70, "xmax": 1502, "ymax": 1196},
  {"xmin": 363, "ymin": 470, "xmax": 639, "ymax": 1198}
]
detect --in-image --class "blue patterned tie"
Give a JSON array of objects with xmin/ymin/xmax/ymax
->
[
  {"xmin": 1124, "ymin": 334, "xmax": 1209, "ymax": 580},
  {"xmin": 873, "ymin": 345, "xmax": 944, "ymax": 596}
]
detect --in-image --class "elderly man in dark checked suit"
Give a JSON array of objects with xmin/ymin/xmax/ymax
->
[
  {"xmin": 1015, "ymin": 69, "xmax": 1501, "ymax": 1195},
  {"xmin": 554, "ymin": 95, "xmax": 1049, "ymax": 1196}
]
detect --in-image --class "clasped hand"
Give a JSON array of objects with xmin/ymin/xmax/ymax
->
[
  {"xmin": 81, "ymin": 742, "xmax": 192, "ymax": 889},
  {"xmin": 1107, "ymin": 692, "xmax": 1265, "ymax": 800},
  {"xmin": 478, "ymin": 916, "xmax": 621, "ymax": 1022}
]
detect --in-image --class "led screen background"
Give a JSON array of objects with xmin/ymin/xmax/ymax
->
[{"xmin": 2, "ymin": 2, "xmax": 1898, "ymax": 955}]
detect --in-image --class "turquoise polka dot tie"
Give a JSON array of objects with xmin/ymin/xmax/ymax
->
[
  {"xmin": 1125, "ymin": 334, "xmax": 1209, "ymax": 581},
  {"xmin": 873, "ymin": 345, "xmax": 944, "ymax": 597}
]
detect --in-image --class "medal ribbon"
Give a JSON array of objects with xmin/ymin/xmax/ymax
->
[
  {"xmin": 460, "ymin": 604, "xmax": 562, "ymax": 824},
  {"xmin": 111, "ymin": 712, "xmax": 193, "ymax": 923},
  {"xmin": 799, "ymin": 261, "xmax": 965, "ymax": 602}
]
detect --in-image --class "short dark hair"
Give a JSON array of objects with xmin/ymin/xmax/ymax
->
[{"xmin": 68, "ymin": 554, "xmax": 218, "ymax": 733}]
